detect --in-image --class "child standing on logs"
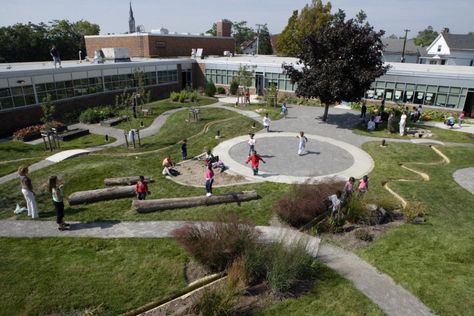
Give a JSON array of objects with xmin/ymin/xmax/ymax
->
[
  {"xmin": 48, "ymin": 175, "xmax": 69, "ymax": 231},
  {"xmin": 246, "ymin": 150, "xmax": 266, "ymax": 176},
  {"xmin": 135, "ymin": 176, "xmax": 150, "ymax": 200},
  {"xmin": 205, "ymin": 163, "xmax": 214, "ymax": 197}
]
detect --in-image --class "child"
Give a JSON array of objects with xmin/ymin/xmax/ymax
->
[
  {"xmin": 280, "ymin": 102, "xmax": 288, "ymax": 118},
  {"xmin": 205, "ymin": 163, "xmax": 214, "ymax": 197},
  {"xmin": 297, "ymin": 131, "xmax": 308, "ymax": 156},
  {"xmin": 248, "ymin": 133, "xmax": 256, "ymax": 156},
  {"xmin": 246, "ymin": 150, "xmax": 266, "ymax": 176},
  {"xmin": 48, "ymin": 175, "xmax": 69, "ymax": 231},
  {"xmin": 181, "ymin": 139, "xmax": 188, "ymax": 160},
  {"xmin": 459, "ymin": 112, "xmax": 465, "ymax": 127},
  {"xmin": 446, "ymin": 113, "xmax": 455, "ymax": 128},
  {"xmin": 18, "ymin": 166, "xmax": 39, "ymax": 219},
  {"xmin": 135, "ymin": 176, "xmax": 150, "ymax": 200},
  {"xmin": 342, "ymin": 177, "xmax": 355, "ymax": 202},
  {"xmin": 263, "ymin": 113, "xmax": 271, "ymax": 132},
  {"xmin": 358, "ymin": 175, "xmax": 369, "ymax": 197},
  {"xmin": 329, "ymin": 191, "xmax": 343, "ymax": 214}
]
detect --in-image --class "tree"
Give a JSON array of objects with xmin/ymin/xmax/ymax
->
[
  {"xmin": 0, "ymin": 20, "xmax": 99, "ymax": 62},
  {"xmin": 257, "ymin": 24, "xmax": 273, "ymax": 55},
  {"xmin": 276, "ymin": 10, "xmax": 299, "ymax": 56},
  {"xmin": 41, "ymin": 94, "xmax": 56, "ymax": 125},
  {"xmin": 206, "ymin": 23, "xmax": 217, "ymax": 36},
  {"xmin": 284, "ymin": 10, "xmax": 389, "ymax": 122},
  {"xmin": 277, "ymin": 0, "xmax": 332, "ymax": 57},
  {"xmin": 205, "ymin": 80, "xmax": 216, "ymax": 97},
  {"xmin": 414, "ymin": 26, "xmax": 438, "ymax": 46},
  {"xmin": 232, "ymin": 21, "xmax": 256, "ymax": 54},
  {"xmin": 233, "ymin": 65, "xmax": 254, "ymax": 102}
]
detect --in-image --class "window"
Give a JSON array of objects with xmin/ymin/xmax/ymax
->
[
  {"xmin": 437, "ymin": 45, "xmax": 442, "ymax": 52},
  {"xmin": 470, "ymin": 60, "xmax": 473, "ymax": 66}
]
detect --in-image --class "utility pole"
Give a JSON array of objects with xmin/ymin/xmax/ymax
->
[
  {"xmin": 401, "ymin": 29, "xmax": 410, "ymax": 63},
  {"xmin": 255, "ymin": 24, "xmax": 264, "ymax": 55}
]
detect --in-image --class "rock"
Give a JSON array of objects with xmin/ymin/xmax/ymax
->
[
  {"xmin": 413, "ymin": 216, "xmax": 425, "ymax": 224},
  {"xmin": 365, "ymin": 205, "xmax": 389, "ymax": 225}
]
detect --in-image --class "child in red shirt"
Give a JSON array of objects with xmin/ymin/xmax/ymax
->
[
  {"xmin": 205, "ymin": 164, "xmax": 215, "ymax": 196},
  {"xmin": 135, "ymin": 176, "xmax": 150, "ymax": 200},
  {"xmin": 246, "ymin": 150, "xmax": 266, "ymax": 175}
]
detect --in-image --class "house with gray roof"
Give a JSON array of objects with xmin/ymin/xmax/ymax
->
[
  {"xmin": 382, "ymin": 38, "xmax": 423, "ymax": 63},
  {"xmin": 421, "ymin": 29, "xmax": 474, "ymax": 66}
]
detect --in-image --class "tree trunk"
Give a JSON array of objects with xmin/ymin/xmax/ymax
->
[
  {"xmin": 322, "ymin": 103, "xmax": 329, "ymax": 122},
  {"xmin": 133, "ymin": 191, "xmax": 259, "ymax": 213},
  {"xmin": 104, "ymin": 176, "xmax": 153, "ymax": 186},
  {"xmin": 68, "ymin": 185, "xmax": 136, "ymax": 205}
]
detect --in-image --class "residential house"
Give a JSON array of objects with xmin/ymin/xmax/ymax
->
[{"xmin": 420, "ymin": 29, "xmax": 474, "ymax": 66}]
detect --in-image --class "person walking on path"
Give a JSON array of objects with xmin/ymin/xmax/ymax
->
[
  {"xmin": 263, "ymin": 113, "xmax": 271, "ymax": 132},
  {"xmin": 248, "ymin": 133, "xmax": 256, "ymax": 156},
  {"xmin": 459, "ymin": 112, "xmax": 465, "ymax": 127},
  {"xmin": 135, "ymin": 176, "xmax": 150, "ymax": 200},
  {"xmin": 181, "ymin": 139, "xmax": 188, "ymax": 160},
  {"xmin": 360, "ymin": 101, "xmax": 367, "ymax": 119},
  {"xmin": 358, "ymin": 175, "xmax": 369, "ymax": 197},
  {"xmin": 399, "ymin": 111, "xmax": 407, "ymax": 136},
  {"xmin": 246, "ymin": 150, "xmax": 266, "ymax": 176},
  {"xmin": 50, "ymin": 45, "xmax": 62, "ymax": 69},
  {"xmin": 297, "ymin": 131, "xmax": 308, "ymax": 156},
  {"xmin": 18, "ymin": 166, "xmax": 39, "ymax": 219},
  {"xmin": 280, "ymin": 102, "xmax": 288, "ymax": 118},
  {"xmin": 48, "ymin": 175, "xmax": 69, "ymax": 231},
  {"xmin": 205, "ymin": 163, "xmax": 215, "ymax": 197}
]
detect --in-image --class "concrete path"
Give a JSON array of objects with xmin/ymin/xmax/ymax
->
[
  {"xmin": 422, "ymin": 120, "xmax": 474, "ymax": 134},
  {"xmin": 453, "ymin": 167, "xmax": 474, "ymax": 194},
  {"xmin": 0, "ymin": 219, "xmax": 434, "ymax": 316}
]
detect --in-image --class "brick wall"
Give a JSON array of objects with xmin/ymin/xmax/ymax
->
[
  {"xmin": 0, "ymin": 83, "xmax": 179, "ymax": 137},
  {"xmin": 85, "ymin": 35, "xmax": 235, "ymax": 58}
]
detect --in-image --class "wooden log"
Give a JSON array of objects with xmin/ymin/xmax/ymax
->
[
  {"xmin": 104, "ymin": 176, "xmax": 153, "ymax": 186},
  {"xmin": 133, "ymin": 191, "xmax": 259, "ymax": 213},
  {"xmin": 68, "ymin": 185, "xmax": 136, "ymax": 205}
]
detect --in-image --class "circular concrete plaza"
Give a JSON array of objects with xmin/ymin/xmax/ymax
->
[{"xmin": 213, "ymin": 133, "xmax": 374, "ymax": 184}]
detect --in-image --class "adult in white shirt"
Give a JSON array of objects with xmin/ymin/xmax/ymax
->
[{"xmin": 399, "ymin": 111, "xmax": 407, "ymax": 136}]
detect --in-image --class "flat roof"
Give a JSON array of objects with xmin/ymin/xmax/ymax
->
[
  {"xmin": 0, "ymin": 58, "xmax": 194, "ymax": 77},
  {"xmin": 85, "ymin": 33, "xmax": 233, "ymax": 40}
]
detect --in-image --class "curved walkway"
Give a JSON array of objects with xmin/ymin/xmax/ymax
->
[
  {"xmin": 0, "ymin": 219, "xmax": 434, "ymax": 316},
  {"xmin": 453, "ymin": 167, "xmax": 474, "ymax": 194}
]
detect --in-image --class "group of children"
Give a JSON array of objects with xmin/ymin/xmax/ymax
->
[{"xmin": 329, "ymin": 175, "xmax": 369, "ymax": 214}]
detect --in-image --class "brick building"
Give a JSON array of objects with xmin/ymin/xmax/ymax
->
[{"xmin": 85, "ymin": 32, "xmax": 235, "ymax": 59}]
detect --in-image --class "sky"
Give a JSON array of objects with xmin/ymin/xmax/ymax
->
[{"xmin": 0, "ymin": 0, "xmax": 472, "ymax": 37}]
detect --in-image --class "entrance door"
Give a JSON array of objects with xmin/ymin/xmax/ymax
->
[
  {"xmin": 255, "ymin": 73, "xmax": 264, "ymax": 96},
  {"xmin": 464, "ymin": 91, "xmax": 474, "ymax": 117}
]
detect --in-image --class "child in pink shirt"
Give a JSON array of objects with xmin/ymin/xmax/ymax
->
[
  {"xmin": 358, "ymin": 175, "xmax": 369, "ymax": 197},
  {"xmin": 205, "ymin": 164, "xmax": 215, "ymax": 196}
]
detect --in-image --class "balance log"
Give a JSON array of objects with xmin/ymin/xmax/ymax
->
[
  {"xmin": 68, "ymin": 185, "xmax": 136, "ymax": 205},
  {"xmin": 104, "ymin": 176, "xmax": 153, "ymax": 186},
  {"xmin": 132, "ymin": 191, "xmax": 259, "ymax": 213}
]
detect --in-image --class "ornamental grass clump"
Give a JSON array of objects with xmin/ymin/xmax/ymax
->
[
  {"xmin": 172, "ymin": 215, "xmax": 260, "ymax": 272},
  {"xmin": 275, "ymin": 180, "xmax": 344, "ymax": 227}
]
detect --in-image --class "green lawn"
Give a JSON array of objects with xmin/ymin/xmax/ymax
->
[
  {"xmin": 359, "ymin": 142, "xmax": 474, "ymax": 315},
  {"xmin": 255, "ymin": 263, "xmax": 384, "ymax": 315},
  {"xmin": 0, "ymin": 134, "xmax": 116, "ymax": 177},
  {"xmin": 114, "ymin": 96, "xmax": 218, "ymax": 130},
  {"xmin": 234, "ymin": 103, "xmax": 283, "ymax": 120},
  {"xmin": 0, "ymin": 237, "xmax": 187, "ymax": 316},
  {"xmin": 352, "ymin": 121, "xmax": 474, "ymax": 143}
]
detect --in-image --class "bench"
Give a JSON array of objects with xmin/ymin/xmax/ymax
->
[
  {"xmin": 56, "ymin": 128, "xmax": 90, "ymax": 141},
  {"xmin": 100, "ymin": 115, "xmax": 128, "ymax": 127}
]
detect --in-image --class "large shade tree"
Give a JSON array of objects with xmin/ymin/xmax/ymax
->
[{"xmin": 284, "ymin": 10, "xmax": 388, "ymax": 121}]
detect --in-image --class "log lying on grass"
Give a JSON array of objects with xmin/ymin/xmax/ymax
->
[
  {"xmin": 132, "ymin": 191, "xmax": 259, "ymax": 213},
  {"xmin": 68, "ymin": 185, "xmax": 136, "ymax": 205},
  {"xmin": 104, "ymin": 176, "xmax": 153, "ymax": 186}
]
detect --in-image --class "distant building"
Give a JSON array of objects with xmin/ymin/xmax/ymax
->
[
  {"xmin": 382, "ymin": 38, "xmax": 423, "ymax": 63},
  {"xmin": 420, "ymin": 29, "xmax": 474, "ymax": 66},
  {"xmin": 128, "ymin": 2, "xmax": 136, "ymax": 34},
  {"xmin": 241, "ymin": 38, "xmax": 258, "ymax": 55}
]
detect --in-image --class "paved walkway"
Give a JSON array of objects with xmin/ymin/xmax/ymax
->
[
  {"xmin": 453, "ymin": 167, "xmax": 474, "ymax": 194},
  {"xmin": 214, "ymin": 132, "xmax": 374, "ymax": 183},
  {"xmin": 422, "ymin": 120, "xmax": 474, "ymax": 134},
  {"xmin": 0, "ymin": 219, "xmax": 434, "ymax": 316}
]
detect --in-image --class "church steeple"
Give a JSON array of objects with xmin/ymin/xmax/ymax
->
[{"xmin": 128, "ymin": 2, "xmax": 136, "ymax": 33}]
